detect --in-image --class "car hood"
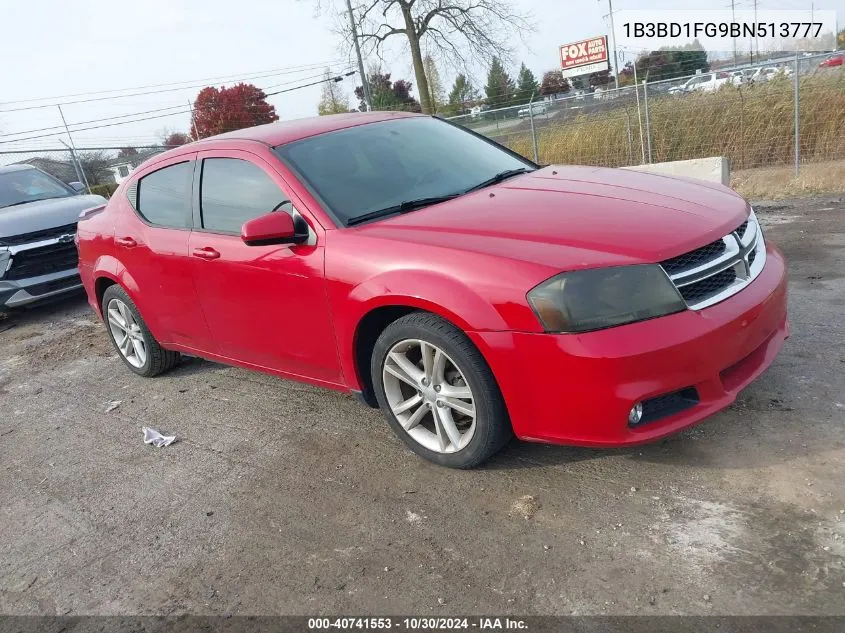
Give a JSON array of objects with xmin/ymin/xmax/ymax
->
[
  {"xmin": 352, "ymin": 165, "xmax": 749, "ymax": 270},
  {"xmin": 0, "ymin": 194, "xmax": 107, "ymax": 240}
]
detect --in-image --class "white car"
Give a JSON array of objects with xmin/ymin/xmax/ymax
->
[
  {"xmin": 517, "ymin": 102, "xmax": 547, "ymax": 118},
  {"xmin": 749, "ymin": 66, "xmax": 791, "ymax": 83},
  {"xmin": 469, "ymin": 105, "xmax": 488, "ymax": 120},
  {"xmin": 668, "ymin": 72, "xmax": 733, "ymax": 95}
]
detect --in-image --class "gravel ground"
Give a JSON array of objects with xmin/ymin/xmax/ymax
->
[{"xmin": 1, "ymin": 196, "xmax": 843, "ymax": 616}]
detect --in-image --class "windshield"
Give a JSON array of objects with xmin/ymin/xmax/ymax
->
[
  {"xmin": 0, "ymin": 168, "xmax": 74, "ymax": 209},
  {"xmin": 274, "ymin": 117, "xmax": 533, "ymax": 225}
]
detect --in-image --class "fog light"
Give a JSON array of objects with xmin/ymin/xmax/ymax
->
[{"xmin": 628, "ymin": 402, "xmax": 643, "ymax": 426}]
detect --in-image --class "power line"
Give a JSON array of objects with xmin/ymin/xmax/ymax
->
[
  {"xmin": 0, "ymin": 104, "xmax": 190, "ymax": 139},
  {"xmin": 0, "ymin": 59, "xmax": 348, "ymax": 107},
  {"xmin": 0, "ymin": 62, "xmax": 351, "ymax": 113},
  {"xmin": 266, "ymin": 72, "xmax": 356, "ymax": 96},
  {"xmin": 0, "ymin": 72, "xmax": 362, "ymax": 145}
]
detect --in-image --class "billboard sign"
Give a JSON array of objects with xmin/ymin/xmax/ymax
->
[{"xmin": 559, "ymin": 35, "xmax": 610, "ymax": 79}]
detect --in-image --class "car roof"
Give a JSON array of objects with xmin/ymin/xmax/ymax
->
[
  {"xmin": 143, "ymin": 110, "xmax": 423, "ymax": 168},
  {"xmin": 201, "ymin": 110, "xmax": 420, "ymax": 146}
]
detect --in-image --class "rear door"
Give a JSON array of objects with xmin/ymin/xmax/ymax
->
[
  {"xmin": 187, "ymin": 149, "xmax": 341, "ymax": 384},
  {"xmin": 115, "ymin": 154, "xmax": 214, "ymax": 351}
]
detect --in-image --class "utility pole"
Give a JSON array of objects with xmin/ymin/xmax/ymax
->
[
  {"xmin": 57, "ymin": 105, "xmax": 91, "ymax": 193},
  {"xmin": 732, "ymin": 0, "xmax": 738, "ymax": 67},
  {"xmin": 345, "ymin": 0, "xmax": 371, "ymax": 110},
  {"xmin": 754, "ymin": 0, "xmax": 759, "ymax": 63},
  {"xmin": 187, "ymin": 100, "xmax": 200, "ymax": 140},
  {"xmin": 602, "ymin": 0, "xmax": 620, "ymax": 90}
]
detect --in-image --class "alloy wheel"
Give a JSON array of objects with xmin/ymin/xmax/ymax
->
[
  {"xmin": 382, "ymin": 339, "xmax": 476, "ymax": 453},
  {"xmin": 106, "ymin": 298, "xmax": 147, "ymax": 368}
]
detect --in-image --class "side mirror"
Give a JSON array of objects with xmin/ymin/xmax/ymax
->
[
  {"xmin": 69, "ymin": 181, "xmax": 86, "ymax": 193},
  {"xmin": 241, "ymin": 212, "xmax": 308, "ymax": 246}
]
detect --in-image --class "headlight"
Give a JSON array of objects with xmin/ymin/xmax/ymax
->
[{"xmin": 527, "ymin": 265, "xmax": 687, "ymax": 333}]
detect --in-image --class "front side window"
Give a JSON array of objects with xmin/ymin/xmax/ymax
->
[
  {"xmin": 274, "ymin": 117, "xmax": 532, "ymax": 225},
  {"xmin": 136, "ymin": 161, "xmax": 192, "ymax": 228},
  {"xmin": 0, "ymin": 168, "xmax": 73, "ymax": 209},
  {"xmin": 200, "ymin": 158, "xmax": 288, "ymax": 234}
]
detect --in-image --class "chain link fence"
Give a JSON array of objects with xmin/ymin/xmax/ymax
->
[{"xmin": 448, "ymin": 51, "xmax": 845, "ymax": 177}]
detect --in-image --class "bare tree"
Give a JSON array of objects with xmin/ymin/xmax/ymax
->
[{"xmin": 352, "ymin": 0, "xmax": 531, "ymax": 115}]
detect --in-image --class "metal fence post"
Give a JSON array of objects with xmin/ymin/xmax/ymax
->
[
  {"xmin": 624, "ymin": 108, "xmax": 634, "ymax": 165},
  {"xmin": 634, "ymin": 79, "xmax": 646, "ymax": 164},
  {"xmin": 528, "ymin": 91, "xmax": 539, "ymax": 164},
  {"xmin": 643, "ymin": 79, "xmax": 652, "ymax": 164},
  {"xmin": 794, "ymin": 51, "xmax": 800, "ymax": 177}
]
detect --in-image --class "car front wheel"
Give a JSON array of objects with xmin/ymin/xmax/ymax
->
[{"xmin": 371, "ymin": 312, "xmax": 512, "ymax": 468}]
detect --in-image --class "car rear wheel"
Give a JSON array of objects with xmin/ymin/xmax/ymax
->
[
  {"xmin": 371, "ymin": 312, "xmax": 512, "ymax": 468},
  {"xmin": 101, "ymin": 285, "xmax": 180, "ymax": 377}
]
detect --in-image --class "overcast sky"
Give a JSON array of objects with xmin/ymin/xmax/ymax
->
[{"xmin": 0, "ymin": 0, "xmax": 839, "ymax": 153}]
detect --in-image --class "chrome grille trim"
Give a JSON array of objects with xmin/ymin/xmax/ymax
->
[{"xmin": 660, "ymin": 213, "xmax": 766, "ymax": 310}]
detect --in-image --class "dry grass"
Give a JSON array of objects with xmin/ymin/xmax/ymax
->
[
  {"xmin": 504, "ymin": 70, "xmax": 845, "ymax": 172},
  {"xmin": 731, "ymin": 160, "xmax": 845, "ymax": 200}
]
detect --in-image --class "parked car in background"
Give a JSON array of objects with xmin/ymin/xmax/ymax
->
[
  {"xmin": 469, "ymin": 105, "xmax": 488, "ymax": 120},
  {"xmin": 77, "ymin": 112, "xmax": 788, "ymax": 468},
  {"xmin": 819, "ymin": 54, "xmax": 844, "ymax": 68},
  {"xmin": 0, "ymin": 165, "xmax": 106, "ymax": 309},
  {"xmin": 728, "ymin": 70, "xmax": 745, "ymax": 86},
  {"xmin": 517, "ymin": 102, "xmax": 547, "ymax": 118},
  {"xmin": 749, "ymin": 66, "xmax": 790, "ymax": 83},
  {"xmin": 668, "ymin": 72, "xmax": 733, "ymax": 95},
  {"xmin": 593, "ymin": 86, "xmax": 620, "ymax": 101}
]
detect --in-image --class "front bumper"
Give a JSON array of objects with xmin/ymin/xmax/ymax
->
[
  {"xmin": 0, "ymin": 268, "xmax": 83, "ymax": 309},
  {"xmin": 470, "ymin": 244, "xmax": 789, "ymax": 447}
]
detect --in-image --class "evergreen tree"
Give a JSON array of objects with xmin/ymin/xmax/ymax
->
[
  {"xmin": 514, "ymin": 63, "xmax": 539, "ymax": 105},
  {"xmin": 484, "ymin": 57, "xmax": 514, "ymax": 109},
  {"xmin": 445, "ymin": 74, "xmax": 479, "ymax": 116}
]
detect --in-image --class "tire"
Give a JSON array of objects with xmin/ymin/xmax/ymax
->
[
  {"xmin": 101, "ymin": 285, "xmax": 180, "ymax": 377},
  {"xmin": 371, "ymin": 312, "xmax": 512, "ymax": 468}
]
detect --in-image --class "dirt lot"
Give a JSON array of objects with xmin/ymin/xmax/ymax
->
[{"xmin": 1, "ymin": 197, "xmax": 844, "ymax": 616}]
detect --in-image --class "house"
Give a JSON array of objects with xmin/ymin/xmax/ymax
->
[
  {"xmin": 106, "ymin": 149, "xmax": 162, "ymax": 184},
  {"xmin": 12, "ymin": 157, "xmax": 79, "ymax": 184}
]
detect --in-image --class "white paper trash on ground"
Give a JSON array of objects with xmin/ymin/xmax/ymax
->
[{"xmin": 142, "ymin": 427, "xmax": 176, "ymax": 448}]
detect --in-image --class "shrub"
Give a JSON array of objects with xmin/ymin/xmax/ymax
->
[{"xmin": 89, "ymin": 183, "xmax": 119, "ymax": 198}]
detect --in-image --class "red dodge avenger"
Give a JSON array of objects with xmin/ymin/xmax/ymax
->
[{"xmin": 77, "ymin": 112, "xmax": 788, "ymax": 468}]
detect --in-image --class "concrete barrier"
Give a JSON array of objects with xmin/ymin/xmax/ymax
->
[{"xmin": 621, "ymin": 157, "xmax": 730, "ymax": 186}]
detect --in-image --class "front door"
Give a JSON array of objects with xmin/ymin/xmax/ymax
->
[{"xmin": 187, "ymin": 150, "xmax": 341, "ymax": 384}]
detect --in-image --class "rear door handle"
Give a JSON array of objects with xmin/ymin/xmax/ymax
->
[
  {"xmin": 116, "ymin": 237, "xmax": 137, "ymax": 248},
  {"xmin": 192, "ymin": 247, "xmax": 220, "ymax": 260}
]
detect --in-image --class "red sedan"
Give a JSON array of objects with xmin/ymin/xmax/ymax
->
[
  {"xmin": 76, "ymin": 112, "xmax": 788, "ymax": 468},
  {"xmin": 819, "ymin": 54, "xmax": 844, "ymax": 67}
]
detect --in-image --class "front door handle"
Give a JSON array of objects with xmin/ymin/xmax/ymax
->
[
  {"xmin": 116, "ymin": 236, "xmax": 137, "ymax": 248},
  {"xmin": 192, "ymin": 247, "xmax": 220, "ymax": 260}
]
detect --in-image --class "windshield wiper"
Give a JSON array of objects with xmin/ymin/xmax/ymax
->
[
  {"xmin": 463, "ymin": 167, "xmax": 533, "ymax": 194},
  {"xmin": 1, "ymin": 196, "xmax": 67, "ymax": 209},
  {"xmin": 347, "ymin": 194, "xmax": 460, "ymax": 226}
]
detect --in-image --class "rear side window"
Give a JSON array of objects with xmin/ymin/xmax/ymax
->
[
  {"xmin": 200, "ymin": 158, "xmax": 288, "ymax": 233},
  {"xmin": 135, "ymin": 162, "xmax": 192, "ymax": 228}
]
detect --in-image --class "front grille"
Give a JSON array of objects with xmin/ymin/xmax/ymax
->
[
  {"xmin": 678, "ymin": 267, "xmax": 737, "ymax": 304},
  {"xmin": 661, "ymin": 239, "xmax": 726, "ymax": 275},
  {"xmin": 6, "ymin": 242, "xmax": 79, "ymax": 280},
  {"xmin": 0, "ymin": 223, "xmax": 77, "ymax": 247},
  {"xmin": 660, "ymin": 215, "xmax": 765, "ymax": 310}
]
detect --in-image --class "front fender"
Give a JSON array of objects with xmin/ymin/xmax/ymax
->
[{"xmin": 334, "ymin": 268, "xmax": 537, "ymax": 390}]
